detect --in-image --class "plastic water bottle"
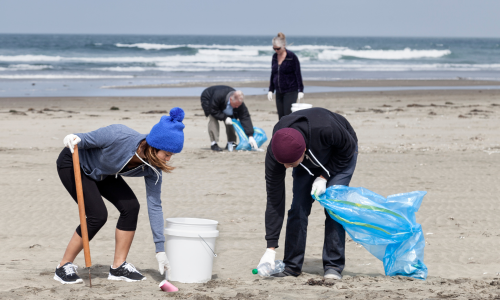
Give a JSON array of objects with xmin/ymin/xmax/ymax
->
[{"xmin": 252, "ymin": 260, "xmax": 285, "ymax": 277}]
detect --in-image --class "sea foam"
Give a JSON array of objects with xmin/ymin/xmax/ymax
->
[
  {"xmin": 4, "ymin": 64, "xmax": 53, "ymax": 70},
  {"xmin": 0, "ymin": 74, "xmax": 134, "ymax": 79},
  {"xmin": 318, "ymin": 48, "xmax": 451, "ymax": 60},
  {"xmin": 0, "ymin": 48, "xmax": 450, "ymax": 65},
  {"xmin": 114, "ymin": 43, "xmax": 347, "ymax": 52},
  {"xmin": 0, "ymin": 55, "xmax": 62, "ymax": 62},
  {"xmin": 116, "ymin": 43, "xmax": 185, "ymax": 50}
]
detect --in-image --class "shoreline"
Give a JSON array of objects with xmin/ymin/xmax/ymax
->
[
  {"xmin": 2, "ymin": 79, "xmax": 500, "ymax": 99},
  {"xmin": 102, "ymin": 79, "xmax": 500, "ymax": 89},
  {"xmin": 2, "ymin": 87, "xmax": 500, "ymax": 103}
]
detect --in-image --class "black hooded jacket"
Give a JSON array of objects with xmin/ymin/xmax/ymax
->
[
  {"xmin": 264, "ymin": 108, "xmax": 358, "ymax": 248},
  {"xmin": 200, "ymin": 85, "xmax": 254, "ymax": 137}
]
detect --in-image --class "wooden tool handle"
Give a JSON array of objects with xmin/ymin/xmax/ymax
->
[{"xmin": 72, "ymin": 146, "xmax": 92, "ymax": 268}]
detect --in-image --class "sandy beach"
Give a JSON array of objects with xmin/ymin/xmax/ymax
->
[{"xmin": 1, "ymin": 80, "xmax": 500, "ymax": 299}]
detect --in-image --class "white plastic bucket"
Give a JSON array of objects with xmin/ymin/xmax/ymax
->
[
  {"xmin": 164, "ymin": 218, "xmax": 219, "ymax": 283},
  {"xmin": 291, "ymin": 103, "xmax": 313, "ymax": 113}
]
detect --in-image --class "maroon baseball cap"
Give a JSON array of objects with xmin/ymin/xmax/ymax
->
[{"xmin": 271, "ymin": 128, "xmax": 306, "ymax": 163}]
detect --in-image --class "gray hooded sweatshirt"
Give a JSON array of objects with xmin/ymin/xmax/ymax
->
[{"xmin": 75, "ymin": 124, "xmax": 165, "ymax": 252}]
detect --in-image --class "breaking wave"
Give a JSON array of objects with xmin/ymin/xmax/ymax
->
[
  {"xmin": 318, "ymin": 48, "xmax": 451, "ymax": 60},
  {"xmin": 0, "ymin": 74, "xmax": 134, "ymax": 79},
  {"xmin": 0, "ymin": 64, "xmax": 53, "ymax": 71}
]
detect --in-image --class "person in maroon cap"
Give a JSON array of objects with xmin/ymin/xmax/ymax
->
[{"xmin": 257, "ymin": 107, "xmax": 358, "ymax": 280}]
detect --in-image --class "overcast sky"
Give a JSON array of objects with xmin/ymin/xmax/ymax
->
[{"xmin": 1, "ymin": 0, "xmax": 499, "ymax": 37}]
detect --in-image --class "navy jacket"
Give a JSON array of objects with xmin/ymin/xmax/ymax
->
[
  {"xmin": 269, "ymin": 49, "xmax": 304, "ymax": 94},
  {"xmin": 264, "ymin": 108, "xmax": 357, "ymax": 248}
]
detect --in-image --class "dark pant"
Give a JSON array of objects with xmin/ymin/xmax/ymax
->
[
  {"xmin": 56, "ymin": 148, "xmax": 140, "ymax": 240},
  {"xmin": 276, "ymin": 91, "xmax": 298, "ymax": 119},
  {"xmin": 284, "ymin": 149, "xmax": 358, "ymax": 275}
]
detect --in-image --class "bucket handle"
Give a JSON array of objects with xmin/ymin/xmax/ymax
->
[{"xmin": 198, "ymin": 235, "xmax": 217, "ymax": 257}]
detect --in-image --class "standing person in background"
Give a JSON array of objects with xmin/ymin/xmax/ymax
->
[
  {"xmin": 268, "ymin": 32, "xmax": 304, "ymax": 120},
  {"xmin": 200, "ymin": 85, "xmax": 258, "ymax": 152}
]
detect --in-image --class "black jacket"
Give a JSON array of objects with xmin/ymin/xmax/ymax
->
[
  {"xmin": 200, "ymin": 85, "xmax": 254, "ymax": 137},
  {"xmin": 264, "ymin": 108, "xmax": 358, "ymax": 248},
  {"xmin": 269, "ymin": 50, "xmax": 304, "ymax": 94}
]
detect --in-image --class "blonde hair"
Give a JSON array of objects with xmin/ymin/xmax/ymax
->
[
  {"xmin": 144, "ymin": 142, "xmax": 175, "ymax": 173},
  {"xmin": 272, "ymin": 32, "xmax": 286, "ymax": 48}
]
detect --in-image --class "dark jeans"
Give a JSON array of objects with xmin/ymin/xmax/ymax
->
[
  {"xmin": 276, "ymin": 91, "xmax": 298, "ymax": 119},
  {"xmin": 56, "ymin": 148, "xmax": 140, "ymax": 240},
  {"xmin": 284, "ymin": 148, "xmax": 358, "ymax": 275}
]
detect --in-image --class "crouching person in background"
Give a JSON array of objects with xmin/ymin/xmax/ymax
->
[{"xmin": 200, "ymin": 85, "xmax": 258, "ymax": 151}]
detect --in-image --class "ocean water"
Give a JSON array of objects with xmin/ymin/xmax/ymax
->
[{"xmin": 0, "ymin": 34, "xmax": 499, "ymax": 97}]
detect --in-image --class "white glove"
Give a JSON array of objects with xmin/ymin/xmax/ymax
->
[
  {"xmin": 156, "ymin": 252, "xmax": 171, "ymax": 277},
  {"xmin": 225, "ymin": 117, "xmax": 233, "ymax": 125},
  {"xmin": 298, "ymin": 92, "xmax": 304, "ymax": 102},
  {"xmin": 248, "ymin": 136, "xmax": 258, "ymax": 149},
  {"xmin": 311, "ymin": 176, "xmax": 327, "ymax": 196},
  {"xmin": 267, "ymin": 91, "xmax": 273, "ymax": 101},
  {"xmin": 258, "ymin": 248, "xmax": 276, "ymax": 269},
  {"xmin": 63, "ymin": 134, "xmax": 81, "ymax": 154}
]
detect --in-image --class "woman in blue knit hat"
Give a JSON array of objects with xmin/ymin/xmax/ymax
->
[{"xmin": 53, "ymin": 107, "xmax": 185, "ymax": 285}]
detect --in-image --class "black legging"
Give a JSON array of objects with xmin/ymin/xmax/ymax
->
[
  {"xmin": 56, "ymin": 148, "xmax": 140, "ymax": 240},
  {"xmin": 276, "ymin": 91, "xmax": 298, "ymax": 119}
]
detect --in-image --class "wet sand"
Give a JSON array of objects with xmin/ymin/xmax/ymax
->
[
  {"xmin": 1, "ymin": 83, "xmax": 500, "ymax": 299},
  {"xmin": 104, "ymin": 79, "xmax": 500, "ymax": 89}
]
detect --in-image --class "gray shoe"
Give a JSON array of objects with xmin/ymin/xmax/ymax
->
[{"xmin": 324, "ymin": 269, "xmax": 342, "ymax": 280}]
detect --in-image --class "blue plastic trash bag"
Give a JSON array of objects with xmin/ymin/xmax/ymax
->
[
  {"xmin": 232, "ymin": 119, "xmax": 268, "ymax": 151},
  {"xmin": 313, "ymin": 185, "xmax": 428, "ymax": 280}
]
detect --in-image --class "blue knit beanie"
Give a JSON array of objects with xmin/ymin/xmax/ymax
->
[{"xmin": 146, "ymin": 107, "xmax": 185, "ymax": 153}]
